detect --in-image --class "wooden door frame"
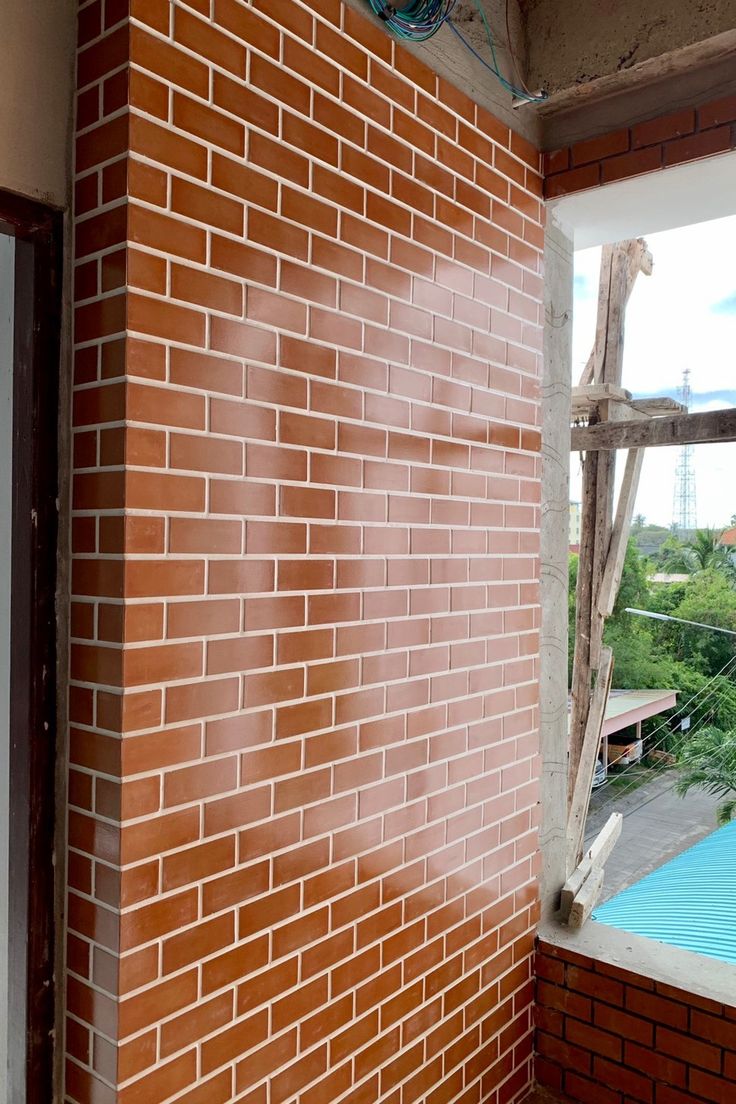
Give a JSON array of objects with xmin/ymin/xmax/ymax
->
[{"xmin": 1, "ymin": 189, "xmax": 61, "ymax": 1103}]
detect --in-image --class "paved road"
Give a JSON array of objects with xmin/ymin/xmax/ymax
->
[{"xmin": 584, "ymin": 770, "xmax": 722, "ymax": 902}]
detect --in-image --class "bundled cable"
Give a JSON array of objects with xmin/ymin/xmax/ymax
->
[
  {"xmin": 447, "ymin": 0, "xmax": 546, "ymax": 101},
  {"xmin": 366, "ymin": 0, "xmax": 457, "ymax": 42},
  {"xmin": 365, "ymin": 0, "xmax": 546, "ymax": 103}
]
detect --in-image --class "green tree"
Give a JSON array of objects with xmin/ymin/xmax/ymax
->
[
  {"xmin": 666, "ymin": 570, "xmax": 736, "ymax": 678},
  {"xmin": 610, "ymin": 539, "xmax": 649, "ymax": 621},
  {"xmin": 675, "ymin": 727, "xmax": 736, "ymax": 825},
  {"xmin": 662, "ymin": 528, "xmax": 734, "ymax": 577},
  {"xmin": 569, "ymin": 539, "xmax": 736, "ymax": 748}
]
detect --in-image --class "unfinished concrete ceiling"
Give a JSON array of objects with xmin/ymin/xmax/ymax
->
[
  {"xmin": 350, "ymin": 0, "xmax": 736, "ymax": 151},
  {"xmin": 522, "ymin": 0, "xmax": 736, "ymax": 97},
  {"xmin": 521, "ymin": 0, "xmax": 736, "ymax": 148}
]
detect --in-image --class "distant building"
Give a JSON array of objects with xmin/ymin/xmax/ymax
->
[
  {"xmin": 569, "ymin": 501, "xmax": 581, "ymax": 551},
  {"xmin": 719, "ymin": 527, "xmax": 736, "ymax": 565},
  {"xmin": 649, "ymin": 573, "xmax": 691, "ymax": 584}
]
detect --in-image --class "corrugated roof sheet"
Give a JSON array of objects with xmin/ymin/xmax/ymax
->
[
  {"xmin": 603, "ymin": 689, "xmax": 675, "ymax": 721},
  {"xmin": 593, "ymin": 821, "xmax": 736, "ymax": 965}
]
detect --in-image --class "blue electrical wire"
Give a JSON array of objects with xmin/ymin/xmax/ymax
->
[
  {"xmin": 366, "ymin": 0, "xmax": 458, "ymax": 42},
  {"xmin": 365, "ymin": 0, "xmax": 547, "ymax": 104},
  {"xmin": 446, "ymin": 19, "xmax": 546, "ymax": 101}
]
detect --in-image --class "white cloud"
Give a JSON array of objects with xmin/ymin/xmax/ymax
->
[{"xmin": 572, "ymin": 215, "xmax": 736, "ymax": 529}]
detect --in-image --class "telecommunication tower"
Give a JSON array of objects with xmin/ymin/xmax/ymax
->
[{"xmin": 672, "ymin": 368, "xmax": 697, "ymax": 534}]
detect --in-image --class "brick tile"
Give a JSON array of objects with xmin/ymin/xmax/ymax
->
[
  {"xmin": 632, "ymin": 108, "xmax": 695, "ymax": 147},
  {"xmin": 67, "ymin": 5, "xmax": 549, "ymax": 1102},
  {"xmin": 545, "ymin": 162, "xmax": 600, "ymax": 198},
  {"xmin": 601, "ymin": 145, "xmax": 663, "ymax": 183},
  {"xmin": 664, "ymin": 125, "xmax": 732, "ymax": 166},
  {"xmin": 699, "ymin": 93, "xmax": 736, "ymax": 129}
]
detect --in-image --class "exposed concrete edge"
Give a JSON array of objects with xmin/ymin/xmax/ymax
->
[
  {"xmin": 538, "ymin": 213, "xmax": 572, "ymax": 918},
  {"xmin": 538, "ymin": 918, "xmax": 736, "ymax": 1010},
  {"xmin": 538, "ymin": 32, "xmax": 736, "ymax": 151}
]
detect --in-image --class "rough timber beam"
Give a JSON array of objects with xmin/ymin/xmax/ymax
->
[
  {"xmin": 571, "ymin": 408, "xmax": 736, "ymax": 452},
  {"xmin": 579, "ymin": 240, "xmax": 653, "ymax": 387}
]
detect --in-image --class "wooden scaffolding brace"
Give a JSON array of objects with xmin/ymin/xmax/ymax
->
[
  {"xmin": 564, "ymin": 240, "xmax": 669, "ymax": 924},
  {"xmin": 564, "ymin": 240, "xmax": 736, "ymax": 926}
]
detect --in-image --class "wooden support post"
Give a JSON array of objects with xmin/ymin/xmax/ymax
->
[
  {"xmin": 598, "ymin": 448, "xmax": 644, "ymax": 618},
  {"xmin": 579, "ymin": 239, "xmax": 652, "ymax": 386},
  {"xmin": 579, "ymin": 245, "xmax": 614, "ymax": 386},
  {"xmin": 567, "ymin": 646, "xmax": 614, "ymax": 872},
  {"xmin": 567, "ymin": 238, "xmax": 653, "ymax": 885},
  {"xmin": 569, "ymin": 446, "xmax": 598, "ymax": 792}
]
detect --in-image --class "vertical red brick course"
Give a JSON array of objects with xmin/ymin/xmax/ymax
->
[{"xmin": 68, "ymin": 0, "xmax": 543, "ymax": 1101}]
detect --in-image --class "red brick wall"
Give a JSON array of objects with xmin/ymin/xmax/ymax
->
[
  {"xmin": 544, "ymin": 96, "xmax": 736, "ymax": 198},
  {"xmin": 68, "ymin": 0, "xmax": 544, "ymax": 1101},
  {"xmin": 536, "ymin": 941, "xmax": 736, "ymax": 1104}
]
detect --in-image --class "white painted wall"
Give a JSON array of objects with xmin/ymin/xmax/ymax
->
[
  {"xmin": 0, "ymin": 231, "xmax": 15, "ymax": 1104},
  {"xmin": 0, "ymin": 0, "xmax": 76, "ymax": 206}
]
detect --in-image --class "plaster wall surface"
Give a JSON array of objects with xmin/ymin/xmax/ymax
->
[{"xmin": 0, "ymin": 0, "xmax": 76, "ymax": 207}]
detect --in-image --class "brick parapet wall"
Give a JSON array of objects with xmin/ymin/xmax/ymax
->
[
  {"xmin": 536, "ymin": 940, "xmax": 736, "ymax": 1104},
  {"xmin": 544, "ymin": 95, "xmax": 736, "ymax": 198},
  {"xmin": 67, "ymin": 0, "xmax": 545, "ymax": 1101}
]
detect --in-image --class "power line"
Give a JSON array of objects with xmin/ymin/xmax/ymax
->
[
  {"xmin": 589, "ymin": 653, "xmax": 736, "ymax": 805},
  {"xmin": 589, "ymin": 671, "xmax": 736, "ymax": 821}
]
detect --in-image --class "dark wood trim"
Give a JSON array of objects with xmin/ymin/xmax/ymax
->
[
  {"xmin": 571, "ymin": 408, "xmax": 736, "ymax": 451},
  {"xmin": 1, "ymin": 188, "xmax": 61, "ymax": 1104}
]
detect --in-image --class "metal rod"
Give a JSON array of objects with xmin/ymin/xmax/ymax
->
[{"xmin": 625, "ymin": 607, "xmax": 736, "ymax": 637}]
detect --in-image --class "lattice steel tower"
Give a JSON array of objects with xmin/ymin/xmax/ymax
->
[{"xmin": 672, "ymin": 368, "xmax": 697, "ymax": 534}]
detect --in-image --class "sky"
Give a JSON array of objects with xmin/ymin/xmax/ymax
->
[{"xmin": 572, "ymin": 214, "xmax": 736, "ymax": 530}]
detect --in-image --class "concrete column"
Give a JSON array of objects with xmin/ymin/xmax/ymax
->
[{"xmin": 539, "ymin": 213, "xmax": 573, "ymax": 915}]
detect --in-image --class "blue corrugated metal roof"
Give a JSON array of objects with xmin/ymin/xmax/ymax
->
[{"xmin": 593, "ymin": 820, "xmax": 736, "ymax": 965}]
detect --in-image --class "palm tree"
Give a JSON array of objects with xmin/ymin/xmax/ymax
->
[
  {"xmin": 663, "ymin": 528, "xmax": 734, "ymax": 578},
  {"xmin": 675, "ymin": 726, "xmax": 736, "ymax": 825}
]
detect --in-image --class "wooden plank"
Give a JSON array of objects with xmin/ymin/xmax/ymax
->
[
  {"xmin": 571, "ymin": 408, "xmax": 736, "ymax": 451},
  {"xmin": 629, "ymin": 397, "xmax": 686, "ymax": 416},
  {"xmin": 560, "ymin": 812, "xmax": 623, "ymax": 918},
  {"xmin": 568, "ymin": 447, "xmax": 598, "ymax": 798},
  {"xmin": 572, "ymin": 384, "xmax": 632, "ymax": 405},
  {"xmin": 567, "ymin": 646, "xmax": 614, "ymax": 872},
  {"xmin": 560, "ymin": 857, "xmax": 592, "ymax": 919},
  {"xmin": 579, "ymin": 245, "xmax": 614, "ymax": 386},
  {"xmin": 579, "ymin": 239, "xmax": 652, "ymax": 387},
  {"xmin": 568, "ymin": 866, "xmax": 605, "ymax": 929},
  {"xmin": 572, "ymin": 395, "xmax": 685, "ymax": 422},
  {"xmin": 571, "ymin": 384, "xmax": 632, "ymax": 418},
  {"xmin": 597, "ymin": 448, "xmax": 644, "ymax": 618},
  {"xmin": 601, "ymin": 246, "xmax": 630, "ymax": 385},
  {"xmin": 588, "ymin": 811, "xmax": 623, "ymax": 866},
  {"xmin": 562, "ymin": 810, "xmax": 624, "ymax": 916},
  {"xmin": 588, "ymin": 442, "xmax": 615, "ymax": 669}
]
